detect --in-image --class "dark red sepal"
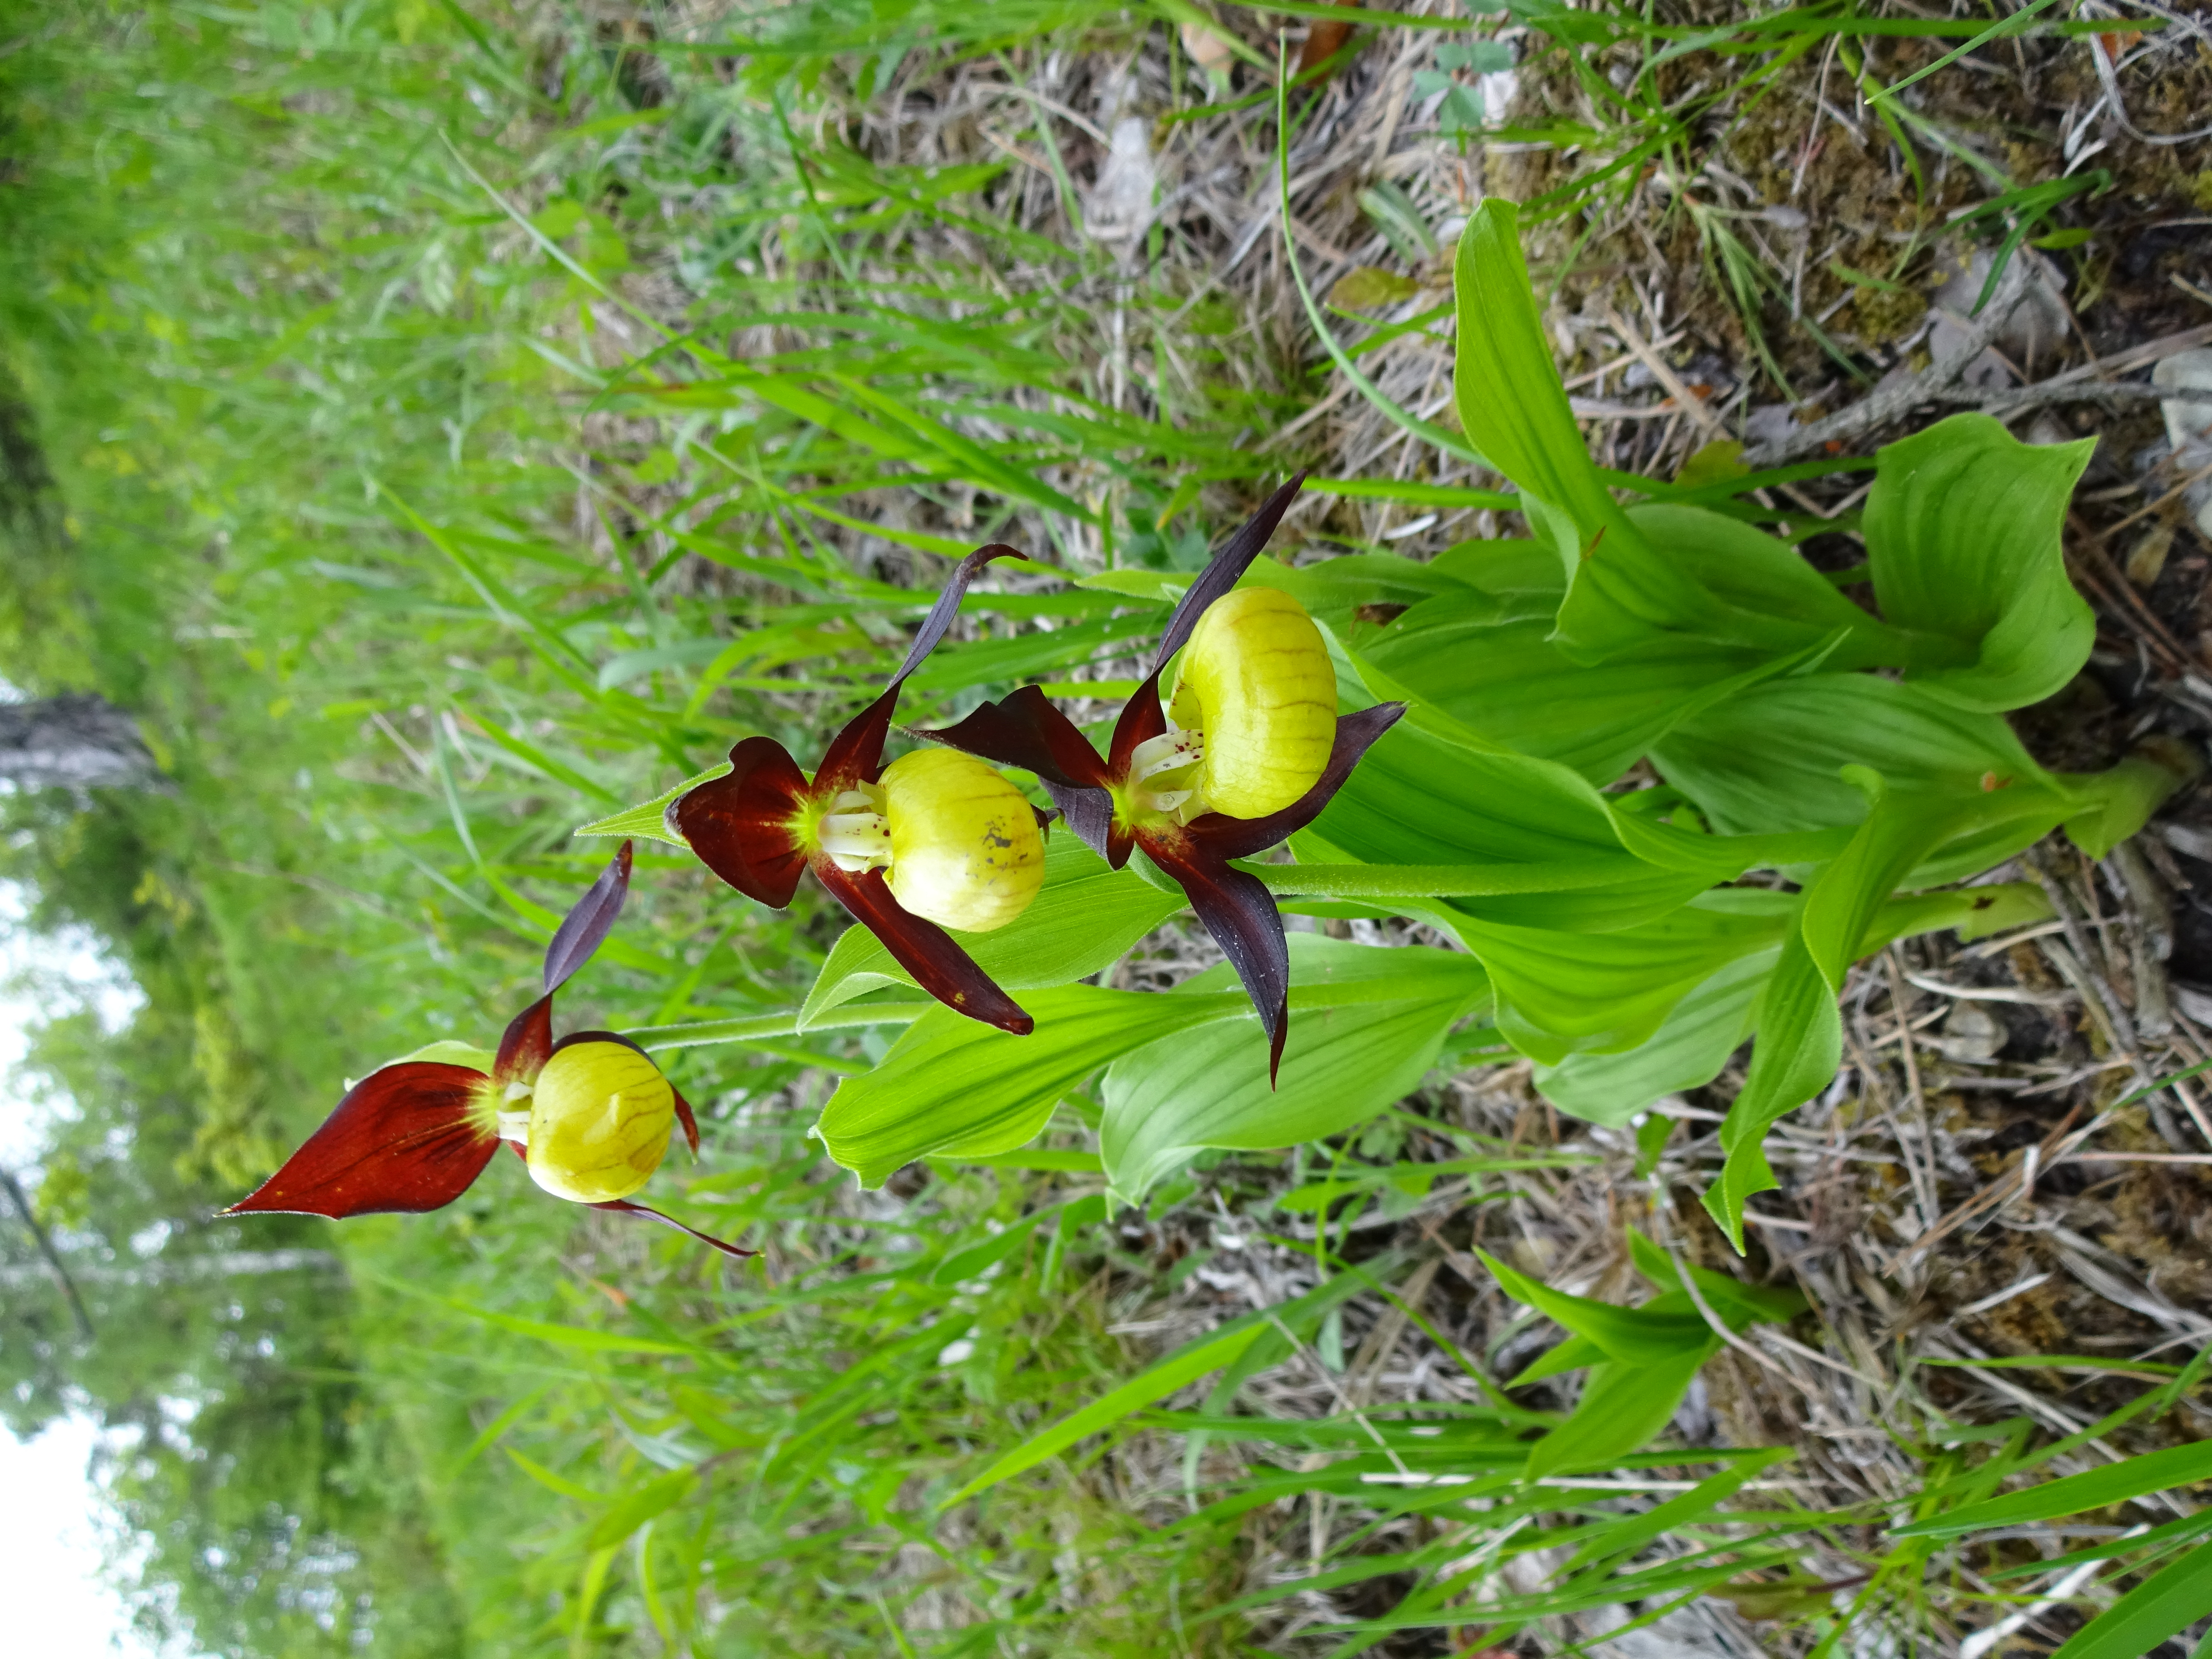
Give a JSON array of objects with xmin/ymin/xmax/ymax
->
[
  {"xmin": 815, "ymin": 542, "xmax": 1027, "ymax": 791},
  {"xmin": 1127, "ymin": 705, "xmax": 1407, "ymax": 1085},
  {"xmin": 496, "ymin": 992, "xmax": 554, "ymax": 1086},
  {"xmin": 590, "ymin": 1199, "xmax": 757, "ymax": 1258},
  {"xmin": 1149, "ymin": 473, "xmax": 1307, "ymax": 673},
  {"xmin": 543, "ymin": 839, "xmax": 633, "ymax": 994},
  {"xmin": 892, "ymin": 543, "xmax": 1027, "ymax": 683},
  {"xmin": 675, "ymin": 735, "xmax": 812, "ymax": 908},
  {"xmin": 926, "ymin": 684, "xmax": 1112, "ymax": 791},
  {"xmin": 1182, "ymin": 703, "xmax": 1408, "ymax": 860},
  {"xmin": 225, "ymin": 1062, "xmax": 497, "ymax": 1218},
  {"xmin": 813, "ymin": 860, "xmax": 1034, "ymax": 1035},
  {"xmin": 672, "ymin": 1085, "xmax": 700, "ymax": 1157},
  {"xmin": 1139, "ymin": 831, "xmax": 1291, "ymax": 1085},
  {"xmin": 814, "ymin": 681, "xmax": 902, "ymax": 797}
]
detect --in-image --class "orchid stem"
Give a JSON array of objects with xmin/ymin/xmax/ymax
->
[
  {"xmin": 1236, "ymin": 860, "xmax": 1653, "ymax": 899},
  {"xmin": 627, "ymin": 1002, "xmax": 934, "ymax": 1052}
]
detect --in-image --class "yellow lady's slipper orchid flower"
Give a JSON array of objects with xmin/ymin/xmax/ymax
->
[
  {"xmin": 923, "ymin": 474, "xmax": 1405, "ymax": 1081},
  {"xmin": 228, "ymin": 844, "xmax": 750, "ymax": 1258},
  {"xmin": 662, "ymin": 542, "xmax": 1050, "ymax": 1034}
]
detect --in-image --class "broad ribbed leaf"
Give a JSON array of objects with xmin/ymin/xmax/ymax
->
[
  {"xmin": 1653, "ymin": 673, "xmax": 2081, "ymax": 884},
  {"xmin": 1360, "ymin": 598, "xmax": 1775, "ymax": 785},
  {"xmin": 1099, "ymin": 937, "xmax": 1489, "ymax": 1200},
  {"xmin": 1537, "ymin": 882, "xmax": 2053, "ymax": 1128},
  {"xmin": 817, "ymin": 984, "xmax": 1244, "ymax": 1186},
  {"xmin": 1312, "ymin": 710, "xmax": 1712, "ymax": 932},
  {"xmin": 1866, "ymin": 412, "xmax": 2094, "ymax": 712},
  {"xmin": 1535, "ymin": 947, "xmax": 1778, "ymax": 1127},
  {"xmin": 1703, "ymin": 931, "xmax": 1843, "ymax": 1250},
  {"xmin": 1475, "ymin": 1249, "xmax": 1714, "ymax": 1364},
  {"xmin": 1525, "ymin": 1351, "xmax": 1711, "ymax": 1480},
  {"xmin": 1464, "ymin": 893, "xmax": 1795, "ymax": 1066},
  {"xmin": 1452, "ymin": 201, "xmax": 1644, "ymax": 596}
]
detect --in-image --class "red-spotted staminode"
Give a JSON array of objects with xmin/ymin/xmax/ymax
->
[
  {"xmin": 654, "ymin": 545, "xmax": 1047, "ymax": 1034},
  {"xmin": 925, "ymin": 476, "xmax": 1405, "ymax": 1078},
  {"xmin": 228, "ymin": 843, "xmax": 748, "ymax": 1256}
]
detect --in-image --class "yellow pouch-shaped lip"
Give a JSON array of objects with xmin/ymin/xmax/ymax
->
[
  {"xmin": 1171, "ymin": 586, "xmax": 1336, "ymax": 819},
  {"xmin": 880, "ymin": 747, "xmax": 1046, "ymax": 933}
]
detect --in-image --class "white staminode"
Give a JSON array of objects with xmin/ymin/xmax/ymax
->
[
  {"xmin": 1128, "ymin": 726, "xmax": 1204, "ymax": 814},
  {"xmin": 818, "ymin": 785, "xmax": 894, "ymax": 872},
  {"xmin": 497, "ymin": 1107, "xmax": 532, "ymax": 1146}
]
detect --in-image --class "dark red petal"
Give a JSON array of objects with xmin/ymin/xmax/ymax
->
[
  {"xmin": 496, "ymin": 992, "xmax": 554, "ymax": 1086},
  {"xmin": 542, "ymin": 839, "xmax": 633, "ymax": 994},
  {"xmin": 225, "ymin": 1063, "xmax": 497, "ymax": 1218},
  {"xmin": 1108, "ymin": 667, "xmax": 1170, "ymax": 783},
  {"xmin": 1149, "ymin": 473, "xmax": 1307, "ymax": 674},
  {"xmin": 1106, "ymin": 815, "xmax": 1137, "ymax": 872},
  {"xmin": 813, "ymin": 860, "xmax": 1034, "ymax": 1035},
  {"xmin": 925, "ymin": 684, "xmax": 1112, "ymax": 790},
  {"xmin": 815, "ymin": 542, "xmax": 1028, "ymax": 790},
  {"xmin": 674, "ymin": 735, "xmax": 812, "ymax": 907},
  {"xmin": 1140, "ymin": 831, "xmax": 1291, "ymax": 1084},
  {"xmin": 672, "ymin": 1085, "xmax": 700, "ymax": 1158},
  {"xmin": 590, "ymin": 1199, "xmax": 757, "ymax": 1259},
  {"xmin": 1182, "ymin": 703, "xmax": 1407, "ymax": 861}
]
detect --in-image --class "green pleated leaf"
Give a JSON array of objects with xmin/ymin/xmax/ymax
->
[
  {"xmin": 1473, "ymin": 1249, "xmax": 1713, "ymax": 1364},
  {"xmin": 1652, "ymin": 672, "xmax": 2088, "ymax": 884},
  {"xmin": 1524, "ymin": 1350, "xmax": 1712, "ymax": 1480},
  {"xmin": 1453, "ymin": 198, "xmax": 1680, "ymax": 659},
  {"xmin": 1359, "ymin": 595, "xmax": 1776, "ymax": 786},
  {"xmin": 1866, "ymin": 412, "xmax": 2095, "ymax": 712},
  {"xmin": 1535, "ymin": 947, "xmax": 1776, "ymax": 1127},
  {"xmin": 1625, "ymin": 1231, "xmax": 1806, "ymax": 1326},
  {"xmin": 1702, "ymin": 930, "xmax": 1842, "ymax": 1251},
  {"xmin": 1311, "ymin": 711, "xmax": 1714, "ymax": 933},
  {"xmin": 1463, "ymin": 890, "xmax": 1795, "ymax": 1067},
  {"xmin": 1098, "ymin": 937, "xmax": 1490, "ymax": 1201},
  {"xmin": 816, "ymin": 984, "xmax": 1244, "ymax": 1186},
  {"xmin": 1534, "ymin": 881, "xmax": 2049, "ymax": 1128}
]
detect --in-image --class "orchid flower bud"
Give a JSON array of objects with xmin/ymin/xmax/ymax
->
[
  {"xmin": 525, "ymin": 1040, "xmax": 676, "ymax": 1204},
  {"xmin": 1159, "ymin": 586, "xmax": 1336, "ymax": 819}
]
